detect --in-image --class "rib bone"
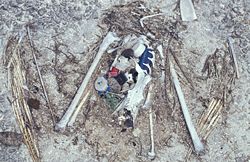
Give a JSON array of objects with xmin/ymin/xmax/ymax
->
[{"xmin": 55, "ymin": 32, "xmax": 120, "ymax": 131}]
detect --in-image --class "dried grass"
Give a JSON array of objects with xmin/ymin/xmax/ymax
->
[{"xmin": 6, "ymin": 34, "xmax": 41, "ymax": 162}]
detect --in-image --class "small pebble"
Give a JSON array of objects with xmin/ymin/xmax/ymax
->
[{"xmin": 37, "ymin": 7, "xmax": 46, "ymax": 16}]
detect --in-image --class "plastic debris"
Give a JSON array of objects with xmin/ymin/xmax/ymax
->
[
  {"xmin": 94, "ymin": 76, "xmax": 110, "ymax": 95},
  {"xmin": 94, "ymin": 34, "xmax": 155, "ymax": 128},
  {"xmin": 121, "ymin": 49, "xmax": 134, "ymax": 59},
  {"xmin": 132, "ymin": 42, "xmax": 146, "ymax": 57},
  {"xmin": 113, "ymin": 61, "xmax": 152, "ymax": 124},
  {"xmin": 114, "ymin": 72, "xmax": 128, "ymax": 85},
  {"xmin": 138, "ymin": 46, "xmax": 155, "ymax": 74},
  {"xmin": 180, "ymin": 0, "xmax": 197, "ymax": 21},
  {"xmin": 156, "ymin": 45, "xmax": 165, "ymax": 83},
  {"xmin": 112, "ymin": 55, "xmax": 132, "ymax": 71},
  {"xmin": 108, "ymin": 67, "xmax": 119, "ymax": 77},
  {"xmin": 104, "ymin": 93, "xmax": 123, "ymax": 110},
  {"xmin": 108, "ymin": 78, "xmax": 121, "ymax": 93},
  {"xmin": 118, "ymin": 109, "xmax": 134, "ymax": 129}
]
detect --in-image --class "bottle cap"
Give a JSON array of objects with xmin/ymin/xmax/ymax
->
[
  {"xmin": 132, "ymin": 43, "xmax": 146, "ymax": 57},
  {"xmin": 94, "ymin": 77, "xmax": 109, "ymax": 92}
]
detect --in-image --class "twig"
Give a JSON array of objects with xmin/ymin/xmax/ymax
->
[
  {"xmin": 169, "ymin": 48, "xmax": 194, "ymax": 88},
  {"xmin": 26, "ymin": 26, "xmax": 56, "ymax": 126},
  {"xmin": 227, "ymin": 37, "xmax": 240, "ymax": 79}
]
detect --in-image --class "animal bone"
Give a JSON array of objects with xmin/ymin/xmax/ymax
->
[
  {"xmin": 143, "ymin": 84, "xmax": 154, "ymax": 109},
  {"xmin": 113, "ymin": 61, "xmax": 151, "ymax": 122},
  {"xmin": 169, "ymin": 59, "xmax": 204, "ymax": 154},
  {"xmin": 148, "ymin": 104, "xmax": 156, "ymax": 160},
  {"xmin": 68, "ymin": 90, "xmax": 90, "ymax": 126},
  {"xmin": 55, "ymin": 32, "xmax": 120, "ymax": 131}
]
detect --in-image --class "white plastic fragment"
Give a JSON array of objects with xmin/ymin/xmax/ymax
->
[
  {"xmin": 227, "ymin": 37, "xmax": 240, "ymax": 79},
  {"xmin": 94, "ymin": 76, "xmax": 109, "ymax": 92},
  {"xmin": 156, "ymin": 45, "xmax": 165, "ymax": 83},
  {"xmin": 112, "ymin": 56, "xmax": 131, "ymax": 71},
  {"xmin": 169, "ymin": 60, "xmax": 204, "ymax": 154},
  {"xmin": 180, "ymin": 0, "xmax": 197, "ymax": 21},
  {"xmin": 55, "ymin": 32, "xmax": 120, "ymax": 131},
  {"xmin": 132, "ymin": 42, "xmax": 146, "ymax": 57},
  {"xmin": 113, "ymin": 61, "xmax": 151, "ymax": 122},
  {"xmin": 107, "ymin": 34, "xmax": 137, "ymax": 53},
  {"xmin": 140, "ymin": 13, "xmax": 165, "ymax": 28}
]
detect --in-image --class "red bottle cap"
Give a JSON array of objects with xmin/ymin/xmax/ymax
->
[{"xmin": 109, "ymin": 67, "xmax": 119, "ymax": 77}]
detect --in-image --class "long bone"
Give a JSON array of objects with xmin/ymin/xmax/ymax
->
[
  {"xmin": 55, "ymin": 32, "xmax": 120, "ymax": 131},
  {"xmin": 143, "ymin": 84, "xmax": 156, "ymax": 159},
  {"xmin": 148, "ymin": 105, "xmax": 156, "ymax": 160},
  {"xmin": 169, "ymin": 58, "xmax": 204, "ymax": 154}
]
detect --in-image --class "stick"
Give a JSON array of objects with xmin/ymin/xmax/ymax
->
[
  {"xmin": 26, "ymin": 26, "xmax": 56, "ymax": 126},
  {"xmin": 55, "ymin": 32, "xmax": 120, "ymax": 131},
  {"xmin": 227, "ymin": 37, "xmax": 240, "ymax": 79},
  {"xmin": 169, "ymin": 49, "xmax": 194, "ymax": 88},
  {"xmin": 169, "ymin": 58, "xmax": 204, "ymax": 154}
]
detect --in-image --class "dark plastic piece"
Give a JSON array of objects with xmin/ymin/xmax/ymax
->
[
  {"xmin": 114, "ymin": 72, "xmax": 128, "ymax": 85},
  {"xmin": 121, "ymin": 49, "xmax": 134, "ymax": 59}
]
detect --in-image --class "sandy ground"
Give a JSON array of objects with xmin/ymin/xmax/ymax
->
[{"xmin": 0, "ymin": 0, "xmax": 249, "ymax": 162}]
